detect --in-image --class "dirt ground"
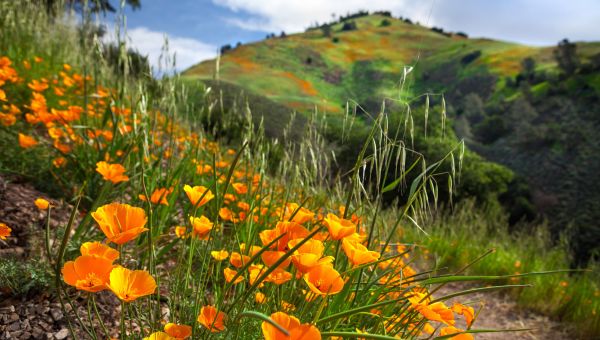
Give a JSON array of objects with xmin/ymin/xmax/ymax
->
[{"xmin": 436, "ymin": 282, "xmax": 577, "ymax": 340}]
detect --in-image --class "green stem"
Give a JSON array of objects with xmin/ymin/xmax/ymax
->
[
  {"xmin": 44, "ymin": 207, "xmax": 53, "ymax": 265},
  {"xmin": 120, "ymin": 301, "xmax": 126, "ymax": 340},
  {"xmin": 91, "ymin": 295, "xmax": 110, "ymax": 339},
  {"xmin": 87, "ymin": 295, "xmax": 98, "ymax": 340}
]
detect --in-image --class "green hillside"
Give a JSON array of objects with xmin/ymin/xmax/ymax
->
[
  {"xmin": 183, "ymin": 14, "xmax": 599, "ymax": 115},
  {"xmin": 183, "ymin": 13, "xmax": 600, "ymax": 264}
]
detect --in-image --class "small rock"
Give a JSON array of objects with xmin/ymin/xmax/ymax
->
[
  {"xmin": 46, "ymin": 332, "xmax": 54, "ymax": 339},
  {"xmin": 9, "ymin": 313, "xmax": 19, "ymax": 322},
  {"xmin": 0, "ymin": 305, "xmax": 15, "ymax": 313},
  {"xmin": 22, "ymin": 318, "xmax": 31, "ymax": 330},
  {"xmin": 54, "ymin": 328, "xmax": 69, "ymax": 339},
  {"xmin": 39, "ymin": 321, "xmax": 52, "ymax": 332},
  {"xmin": 11, "ymin": 330, "xmax": 23, "ymax": 338},
  {"xmin": 32, "ymin": 327, "xmax": 44, "ymax": 339},
  {"xmin": 22, "ymin": 331, "xmax": 32, "ymax": 339},
  {"xmin": 8, "ymin": 321, "xmax": 20, "ymax": 331},
  {"xmin": 50, "ymin": 309, "xmax": 63, "ymax": 322}
]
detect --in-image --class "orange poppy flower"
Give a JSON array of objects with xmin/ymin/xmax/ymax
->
[
  {"xmin": 230, "ymin": 252, "xmax": 251, "ymax": 268},
  {"xmin": 240, "ymin": 243, "xmax": 262, "ymax": 256},
  {"xmin": 288, "ymin": 239, "xmax": 325, "ymax": 273},
  {"xmin": 247, "ymin": 265, "xmax": 267, "ymax": 286},
  {"xmin": 143, "ymin": 332, "xmax": 173, "ymax": 340},
  {"xmin": 259, "ymin": 221, "xmax": 309, "ymax": 251},
  {"xmin": 215, "ymin": 160, "xmax": 228, "ymax": 168},
  {"xmin": 91, "ymin": 203, "xmax": 148, "ymax": 244},
  {"xmin": 323, "ymin": 213, "xmax": 356, "ymax": 240},
  {"xmin": 139, "ymin": 187, "xmax": 173, "ymax": 206},
  {"xmin": 175, "ymin": 226, "xmax": 187, "ymax": 239},
  {"xmin": 190, "ymin": 215, "xmax": 213, "ymax": 239},
  {"xmin": 211, "ymin": 249, "xmax": 229, "ymax": 261},
  {"xmin": 53, "ymin": 157, "xmax": 66, "ymax": 168},
  {"xmin": 283, "ymin": 203, "xmax": 315, "ymax": 224},
  {"xmin": 27, "ymin": 79, "xmax": 48, "ymax": 92},
  {"xmin": 261, "ymin": 250, "xmax": 292, "ymax": 269},
  {"xmin": 261, "ymin": 312, "xmax": 321, "ymax": 340},
  {"xmin": 107, "ymin": 266, "xmax": 156, "ymax": 302},
  {"xmin": 0, "ymin": 113, "xmax": 16, "ymax": 126},
  {"xmin": 164, "ymin": 323, "xmax": 192, "ymax": 339},
  {"xmin": 0, "ymin": 223, "xmax": 11, "ymax": 240},
  {"xmin": 219, "ymin": 207, "xmax": 239, "ymax": 223},
  {"xmin": 341, "ymin": 237, "xmax": 380, "ymax": 266},
  {"xmin": 223, "ymin": 267, "xmax": 244, "ymax": 284},
  {"xmin": 80, "ymin": 241, "xmax": 119, "ymax": 263},
  {"xmin": 61, "ymin": 255, "xmax": 113, "ymax": 293},
  {"xmin": 231, "ymin": 182, "xmax": 248, "ymax": 195},
  {"xmin": 196, "ymin": 164, "xmax": 213, "ymax": 175},
  {"xmin": 34, "ymin": 197, "xmax": 50, "ymax": 210},
  {"xmin": 223, "ymin": 193, "xmax": 236, "ymax": 204},
  {"xmin": 264, "ymin": 268, "xmax": 293, "ymax": 285},
  {"xmin": 95, "ymin": 161, "xmax": 129, "ymax": 184},
  {"xmin": 18, "ymin": 133, "xmax": 38, "ymax": 148},
  {"xmin": 183, "ymin": 185, "xmax": 214, "ymax": 207},
  {"xmin": 303, "ymin": 263, "xmax": 344, "ymax": 296},
  {"xmin": 439, "ymin": 326, "xmax": 473, "ymax": 340},
  {"xmin": 281, "ymin": 301, "xmax": 296, "ymax": 312},
  {"xmin": 289, "ymin": 324, "xmax": 321, "ymax": 340},
  {"xmin": 409, "ymin": 292, "xmax": 455, "ymax": 326},
  {"xmin": 451, "ymin": 303, "xmax": 475, "ymax": 327},
  {"xmin": 255, "ymin": 291, "xmax": 267, "ymax": 304},
  {"xmin": 197, "ymin": 305, "xmax": 226, "ymax": 333}
]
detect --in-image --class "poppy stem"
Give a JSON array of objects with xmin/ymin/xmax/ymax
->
[
  {"xmin": 312, "ymin": 295, "xmax": 328, "ymax": 324},
  {"xmin": 44, "ymin": 206, "xmax": 53, "ymax": 265},
  {"xmin": 120, "ymin": 301, "xmax": 126, "ymax": 340},
  {"xmin": 86, "ymin": 295, "xmax": 98, "ymax": 340},
  {"xmin": 91, "ymin": 294, "xmax": 110, "ymax": 339}
]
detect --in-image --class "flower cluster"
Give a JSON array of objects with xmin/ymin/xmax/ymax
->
[{"xmin": 2, "ymin": 52, "xmax": 481, "ymax": 339}]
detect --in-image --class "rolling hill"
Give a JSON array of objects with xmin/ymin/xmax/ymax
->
[
  {"xmin": 183, "ymin": 13, "xmax": 599, "ymax": 115},
  {"xmin": 183, "ymin": 13, "xmax": 600, "ymax": 264}
]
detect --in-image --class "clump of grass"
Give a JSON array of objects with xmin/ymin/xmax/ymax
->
[
  {"xmin": 398, "ymin": 200, "xmax": 600, "ymax": 336},
  {"xmin": 0, "ymin": 256, "xmax": 53, "ymax": 297}
]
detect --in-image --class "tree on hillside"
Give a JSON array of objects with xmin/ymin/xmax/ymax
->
[
  {"xmin": 461, "ymin": 93, "xmax": 485, "ymax": 125},
  {"xmin": 321, "ymin": 25, "xmax": 332, "ymax": 38},
  {"xmin": 554, "ymin": 39, "xmax": 579, "ymax": 75},
  {"xmin": 518, "ymin": 57, "xmax": 536, "ymax": 84}
]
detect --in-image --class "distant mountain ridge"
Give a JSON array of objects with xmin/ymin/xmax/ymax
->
[{"xmin": 183, "ymin": 13, "xmax": 599, "ymax": 115}]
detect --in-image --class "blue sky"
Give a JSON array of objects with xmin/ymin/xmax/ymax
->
[{"xmin": 105, "ymin": 0, "xmax": 600, "ymax": 71}]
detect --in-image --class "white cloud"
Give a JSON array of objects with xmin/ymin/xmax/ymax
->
[
  {"xmin": 212, "ymin": 0, "xmax": 435, "ymax": 33},
  {"xmin": 106, "ymin": 26, "xmax": 217, "ymax": 72}
]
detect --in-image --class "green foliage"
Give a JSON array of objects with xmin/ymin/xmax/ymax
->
[
  {"xmin": 102, "ymin": 42, "xmax": 152, "ymax": 79},
  {"xmin": 0, "ymin": 128, "xmax": 64, "ymax": 197},
  {"xmin": 554, "ymin": 39, "xmax": 579, "ymax": 75},
  {"xmin": 380, "ymin": 19, "xmax": 391, "ymax": 27},
  {"xmin": 0, "ymin": 257, "xmax": 53, "ymax": 297},
  {"xmin": 398, "ymin": 201, "xmax": 600, "ymax": 337}
]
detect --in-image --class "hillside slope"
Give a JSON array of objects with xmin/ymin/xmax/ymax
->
[
  {"xmin": 184, "ymin": 14, "xmax": 599, "ymax": 115},
  {"xmin": 183, "ymin": 13, "xmax": 600, "ymax": 263}
]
